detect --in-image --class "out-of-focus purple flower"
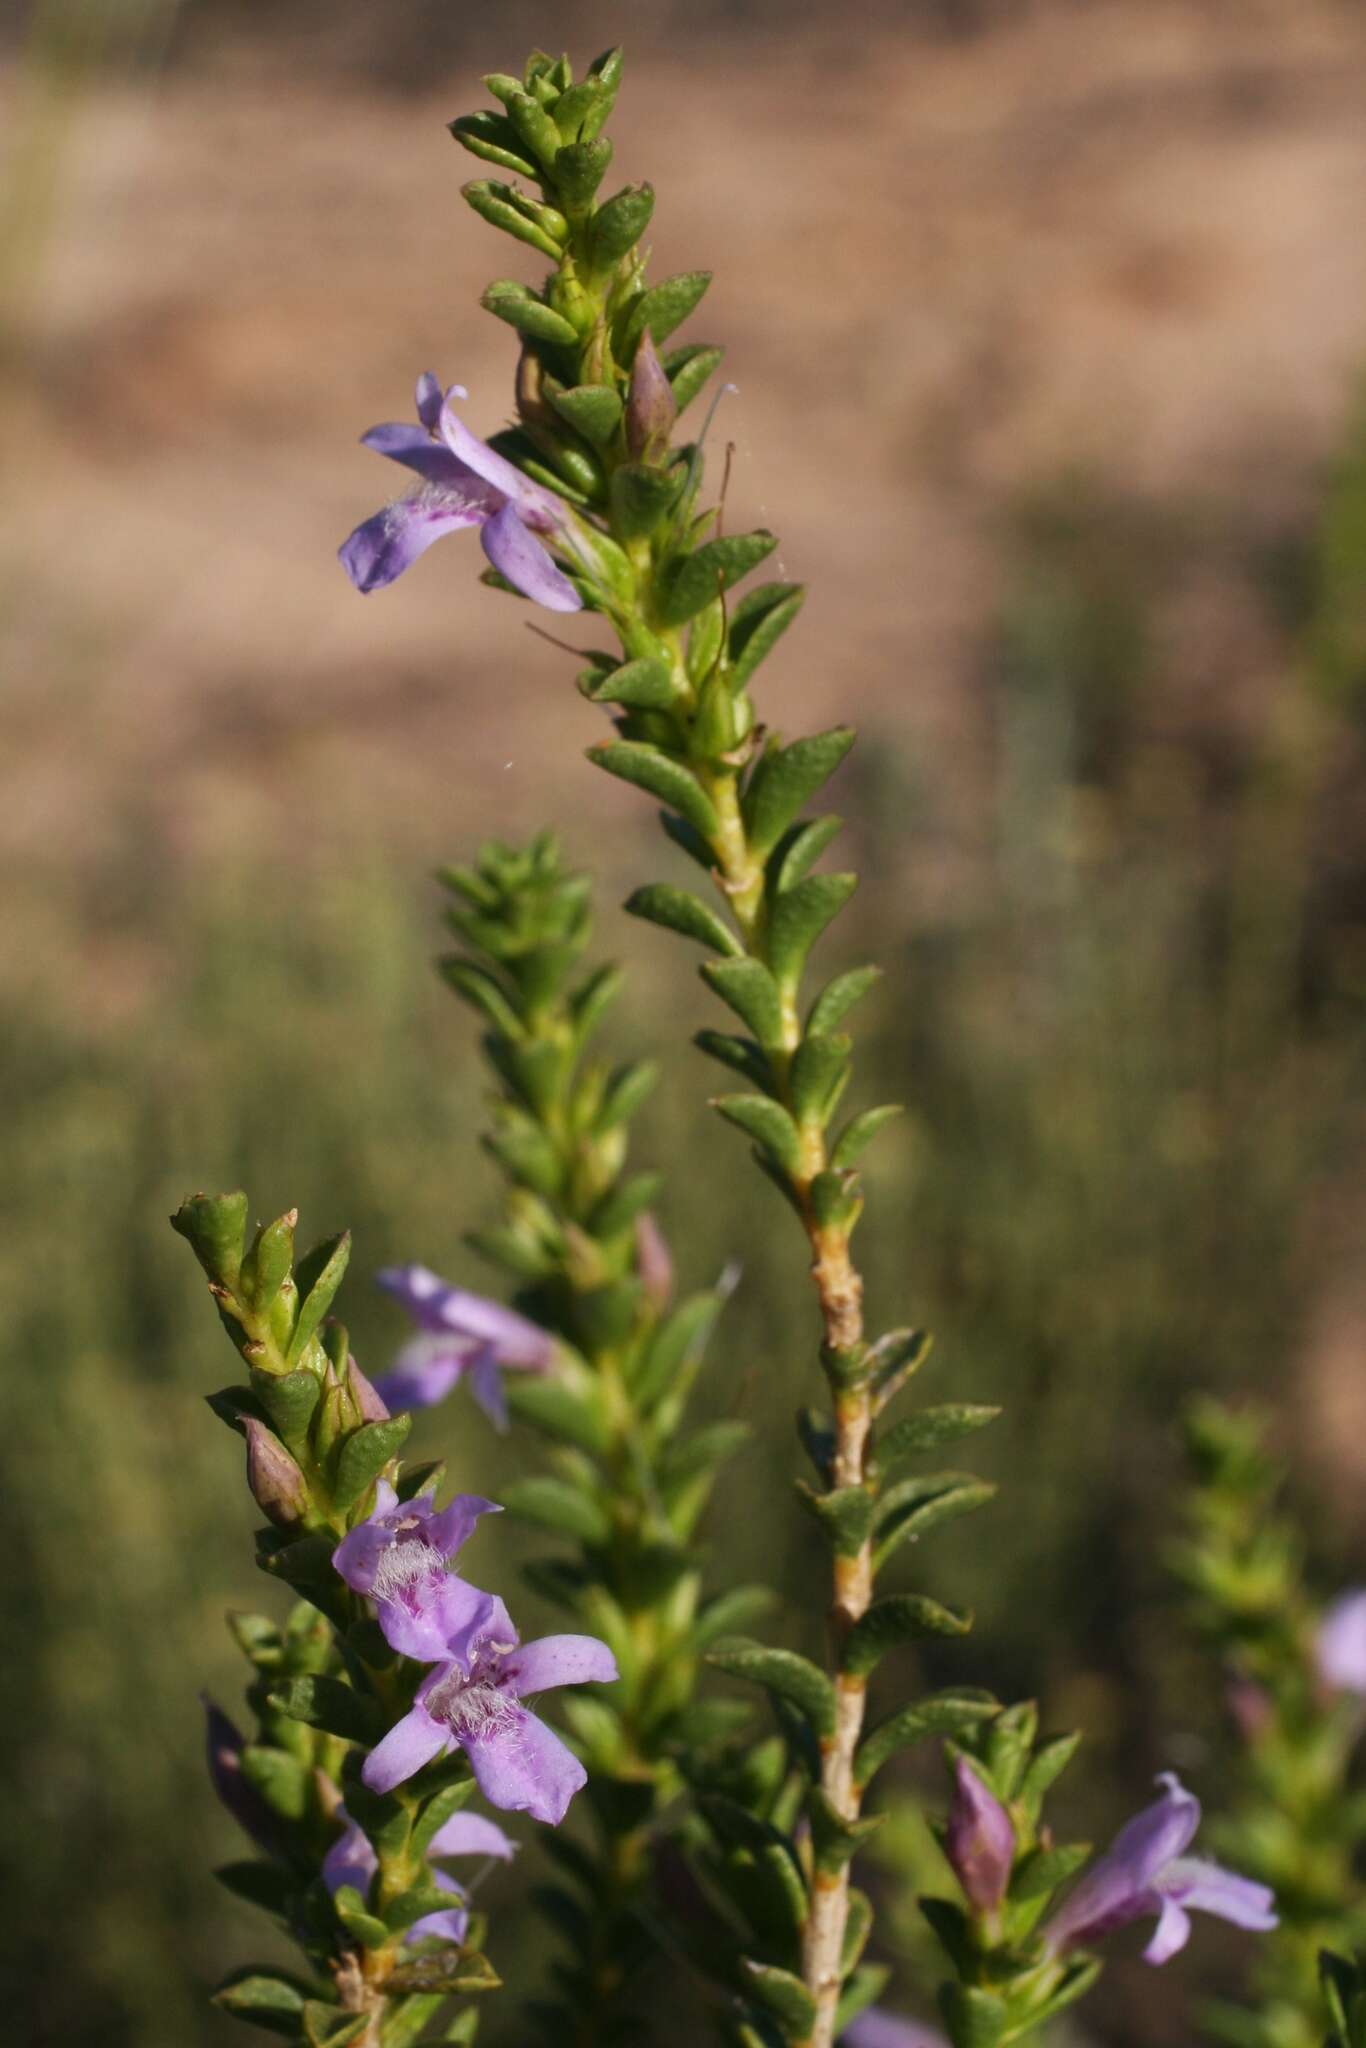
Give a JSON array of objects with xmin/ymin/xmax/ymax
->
[
  {"xmin": 1316, "ymin": 1591, "xmax": 1366, "ymax": 1695},
  {"xmin": 339, "ymin": 374, "xmax": 582, "ymax": 611},
  {"xmin": 1226, "ymin": 1674, "xmax": 1273, "ymax": 1745},
  {"xmin": 243, "ymin": 1418, "xmax": 310, "ymax": 1529},
  {"xmin": 332, "ymin": 1479, "xmax": 499, "ymax": 1664},
  {"xmin": 842, "ymin": 2013, "xmax": 947, "ymax": 2048},
  {"xmin": 203, "ymin": 1696, "xmax": 288, "ymax": 1858},
  {"xmin": 945, "ymin": 1756, "xmax": 1015, "ymax": 1916},
  {"xmin": 323, "ymin": 1803, "xmax": 516, "ymax": 1945},
  {"xmin": 634, "ymin": 1211, "xmax": 674, "ymax": 1311},
  {"xmin": 361, "ymin": 1598, "xmax": 617, "ymax": 1825},
  {"xmin": 374, "ymin": 1263, "xmax": 555, "ymax": 1431},
  {"xmin": 1044, "ymin": 1771, "xmax": 1277, "ymax": 1965}
]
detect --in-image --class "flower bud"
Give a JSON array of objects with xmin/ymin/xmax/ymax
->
[
  {"xmin": 626, "ymin": 332, "xmax": 676, "ymax": 466},
  {"xmin": 347, "ymin": 1356, "xmax": 391, "ymax": 1423},
  {"xmin": 243, "ymin": 1417, "xmax": 309, "ymax": 1528},
  {"xmin": 945, "ymin": 1756, "xmax": 1014, "ymax": 1917}
]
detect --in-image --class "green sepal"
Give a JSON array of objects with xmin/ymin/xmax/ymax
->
[
  {"xmin": 480, "ymin": 282, "xmax": 578, "ymax": 347},
  {"xmin": 461, "ymin": 180, "xmax": 563, "ymax": 259},
  {"xmin": 172, "ymin": 1188, "xmax": 249, "ymax": 1288},
  {"xmin": 661, "ymin": 531, "xmax": 778, "ymax": 627},
  {"xmin": 809, "ymin": 1789, "xmax": 885, "ymax": 1875},
  {"xmin": 874, "ymin": 1474, "xmax": 997, "ymax": 1569},
  {"xmin": 330, "ymin": 1413, "xmax": 412, "ymax": 1513},
  {"xmin": 268, "ymin": 1676, "xmax": 387, "ymax": 1747},
  {"xmin": 868, "ymin": 1327, "xmax": 932, "ymax": 1408},
  {"xmin": 706, "ymin": 1636, "xmax": 837, "ymax": 1738},
  {"xmin": 727, "ymin": 582, "xmax": 806, "ymax": 688},
  {"xmin": 589, "ymin": 182, "xmax": 655, "ymax": 269},
  {"xmin": 742, "ymin": 1961, "xmax": 817, "ymax": 2039},
  {"xmin": 854, "ymin": 1689, "xmax": 1000, "ymax": 1788},
  {"xmin": 831, "ymin": 1104, "xmax": 904, "ymax": 1171},
  {"xmin": 213, "ymin": 1861, "xmax": 297, "ymax": 1916},
  {"xmin": 330, "ymin": 1884, "xmax": 388, "ymax": 1948},
  {"xmin": 253, "ymin": 1368, "xmax": 322, "ymax": 1453},
  {"xmin": 240, "ymin": 1744, "xmax": 310, "ymax": 1821},
  {"xmin": 796, "ymin": 1480, "xmax": 874, "ymax": 1557},
  {"xmin": 447, "ymin": 111, "xmax": 539, "ymax": 178},
  {"xmin": 744, "ymin": 729, "xmax": 856, "ymax": 858},
  {"xmin": 288, "ymin": 1232, "xmax": 351, "ymax": 1367},
  {"xmin": 879, "ymin": 1404, "xmax": 1001, "ymax": 1461},
  {"xmin": 580, "ymin": 654, "xmax": 675, "ymax": 708},
  {"xmin": 587, "ymin": 740, "xmax": 720, "ymax": 838},
  {"xmin": 712, "ymin": 1093, "xmax": 801, "ymax": 1174},
  {"xmin": 808, "ymin": 965, "xmax": 882, "ymax": 1038},
  {"xmin": 212, "ymin": 1970, "xmax": 313, "ymax": 2037},
  {"xmin": 1010, "ymin": 1840, "xmax": 1091, "ymax": 1904},
  {"xmin": 788, "ymin": 1033, "xmax": 852, "ymax": 1127},
  {"xmin": 553, "ymin": 136, "xmax": 613, "ymax": 208},
  {"xmin": 939, "ymin": 1983, "xmax": 1009, "ymax": 2048},
  {"xmin": 701, "ymin": 956, "xmax": 785, "ymax": 1046},
  {"xmin": 611, "ymin": 462, "xmax": 684, "ymax": 540},
  {"xmin": 1020, "ymin": 1730, "xmax": 1083, "ymax": 1813},
  {"xmin": 767, "ymin": 873, "xmax": 858, "ymax": 990},
  {"xmin": 625, "ymin": 883, "xmax": 741, "ymax": 956},
  {"xmin": 773, "ymin": 814, "xmax": 844, "ymax": 894},
  {"xmin": 618, "ymin": 269, "xmax": 712, "ymax": 357},
  {"xmin": 499, "ymin": 1475, "xmax": 611, "ymax": 1545},
  {"xmin": 833, "ymin": 1965, "xmax": 891, "ymax": 2038},
  {"xmin": 842, "ymin": 1594, "xmax": 972, "ymax": 1678},
  {"xmin": 550, "ymin": 381, "xmax": 623, "ymax": 448},
  {"xmin": 694, "ymin": 1029, "xmax": 772, "ymax": 1090},
  {"xmin": 666, "ymin": 342, "xmax": 726, "ymax": 413}
]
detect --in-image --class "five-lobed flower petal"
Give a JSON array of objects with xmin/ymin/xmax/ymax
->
[
  {"xmin": 332, "ymin": 1479, "xmax": 500, "ymax": 1664},
  {"xmin": 339, "ymin": 374, "xmax": 583, "ymax": 611},
  {"xmin": 323, "ymin": 1802, "xmax": 517, "ymax": 1946},
  {"xmin": 361, "ymin": 1597, "xmax": 618, "ymax": 1825},
  {"xmin": 1044, "ymin": 1770, "xmax": 1276, "ymax": 1965},
  {"xmin": 374, "ymin": 1262, "xmax": 555, "ymax": 1429}
]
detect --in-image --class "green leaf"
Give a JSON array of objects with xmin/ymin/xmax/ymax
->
[
  {"xmin": 874, "ymin": 1473, "xmax": 996, "ymax": 1569},
  {"xmin": 1020, "ymin": 1730, "xmax": 1083, "ymax": 1811},
  {"xmin": 253, "ymin": 1368, "xmax": 321, "ymax": 1452},
  {"xmin": 1011, "ymin": 1840, "xmax": 1091, "ymax": 1904},
  {"xmin": 438, "ymin": 957, "xmax": 524, "ymax": 1039},
  {"xmin": 939, "ymin": 1984, "xmax": 1009, "ymax": 2048},
  {"xmin": 240, "ymin": 1745, "xmax": 310, "ymax": 1821},
  {"xmin": 692, "ymin": 1584, "xmax": 778, "ymax": 1650},
  {"xmin": 660, "ymin": 531, "xmax": 778, "ymax": 627},
  {"xmin": 767, "ymin": 873, "xmax": 858, "ymax": 989},
  {"xmin": 500, "ymin": 1475, "xmax": 611, "ymax": 1545},
  {"xmin": 503, "ymin": 1372, "xmax": 608, "ymax": 1455},
  {"xmin": 553, "ymin": 135, "xmax": 614, "ymax": 205},
  {"xmin": 701, "ymin": 956, "xmax": 785, "ymax": 1046},
  {"xmin": 879, "ymin": 1404, "xmax": 1001, "ymax": 1461},
  {"xmin": 620, "ymin": 268, "xmax": 712, "ymax": 355},
  {"xmin": 744, "ymin": 729, "xmax": 856, "ymax": 858},
  {"xmin": 549, "ymin": 381, "xmax": 623, "ymax": 449},
  {"xmin": 580, "ymin": 654, "xmax": 674, "ymax": 707},
  {"xmin": 243, "ymin": 1211, "xmax": 296, "ymax": 1311},
  {"xmin": 611, "ymin": 462, "xmax": 684, "ymax": 540},
  {"xmin": 773, "ymin": 814, "xmax": 844, "ymax": 894},
  {"xmin": 841, "ymin": 1886, "xmax": 875, "ymax": 1972},
  {"xmin": 727, "ymin": 582, "xmax": 806, "ymax": 688},
  {"xmin": 712, "ymin": 1093, "xmax": 802, "ymax": 1174},
  {"xmin": 212, "ymin": 1971, "xmax": 313, "ymax": 2037},
  {"xmin": 706, "ymin": 1637, "xmax": 837, "ymax": 1737},
  {"xmin": 288, "ymin": 1231, "xmax": 351, "ymax": 1366},
  {"xmin": 743, "ymin": 1961, "xmax": 817, "ymax": 2038},
  {"xmin": 213, "ymin": 1861, "xmax": 296, "ymax": 1915},
  {"xmin": 854, "ymin": 1690, "xmax": 1000, "ymax": 1787},
  {"xmin": 842, "ymin": 1594, "xmax": 972, "ymax": 1678},
  {"xmin": 172, "ymin": 1188, "xmax": 250, "ymax": 1288},
  {"xmin": 386, "ymin": 1883, "xmax": 465, "ymax": 1933},
  {"xmin": 462, "ymin": 179, "xmax": 563, "ymax": 259},
  {"xmin": 268, "ymin": 1676, "xmax": 387, "ymax": 1747},
  {"xmin": 666, "ymin": 342, "xmax": 726, "ymax": 414},
  {"xmin": 694, "ymin": 1029, "xmax": 771, "ymax": 1090},
  {"xmin": 795, "ymin": 1481, "xmax": 874, "ymax": 1558},
  {"xmin": 331, "ymin": 1883, "xmax": 389, "ymax": 1947},
  {"xmin": 625, "ymin": 883, "xmax": 741, "ymax": 956},
  {"xmin": 385, "ymin": 1950, "xmax": 502, "ymax": 1997},
  {"xmin": 809, "ymin": 1790, "xmax": 885, "ymax": 1875},
  {"xmin": 587, "ymin": 740, "xmax": 719, "ymax": 838},
  {"xmin": 480, "ymin": 281, "xmax": 578, "ymax": 346},
  {"xmin": 808, "ymin": 964, "xmax": 881, "ymax": 1038},
  {"xmin": 554, "ymin": 80, "xmax": 611, "ymax": 143},
  {"xmin": 629, "ymin": 1286, "xmax": 727, "ymax": 1411},
  {"xmin": 833, "ymin": 1965, "xmax": 891, "ymax": 2037},
  {"xmin": 587, "ymin": 1167, "xmax": 663, "ymax": 1239},
  {"xmin": 589, "ymin": 182, "xmax": 654, "ymax": 268},
  {"xmin": 595, "ymin": 1058, "xmax": 659, "ymax": 1131},
  {"xmin": 788, "ymin": 1033, "xmax": 852, "ymax": 1128},
  {"xmin": 869, "ymin": 1327, "xmax": 933, "ymax": 1407},
  {"xmin": 830, "ymin": 1103, "xmax": 903, "ymax": 1170},
  {"xmin": 331, "ymin": 1413, "xmax": 412, "ymax": 1513},
  {"xmin": 448, "ymin": 111, "xmax": 540, "ymax": 178},
  {"xmin": 302, "ymin": 2002, "xmax": 369, "ymax": 2048}
]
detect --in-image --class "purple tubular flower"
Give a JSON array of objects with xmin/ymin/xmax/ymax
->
[
  {"xmin": 339, "ymin": 375, "xmax": 582, "ymax": 611},
  {"xmin": 1316, "ymin": 1590, "xmax": 1366, "ymax": 1694},
  {"xmin": 1044, "ymin": 1771, "xmax": 1277, "ymax": 1965},
  {"xmin": 945, "ymin": 1757, "xmax": 1015, "ymax": 1916},
  {"xmin": 374, "ymin": 1263, "xmax": 555, "ymax": 1430},
  {"xmin": 323, "ymin": 1804, "xmax": 516, "ymax": 1946},
  {"xmin": 362, "ymin": 1598, "xmax": 618, "ymax": 1825},
  {"xmin": 332, "ymin": 1479, "xmax": 500, "ymax": 1664},
  {"xmin": 842, "ymin": 2014, "xmax": 948, "ymax": 2048}
]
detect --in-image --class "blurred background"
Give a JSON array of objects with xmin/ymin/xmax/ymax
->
[{"xmin": 3, "ymin": 0, "xmax": 1366, "ymax": 2042}]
